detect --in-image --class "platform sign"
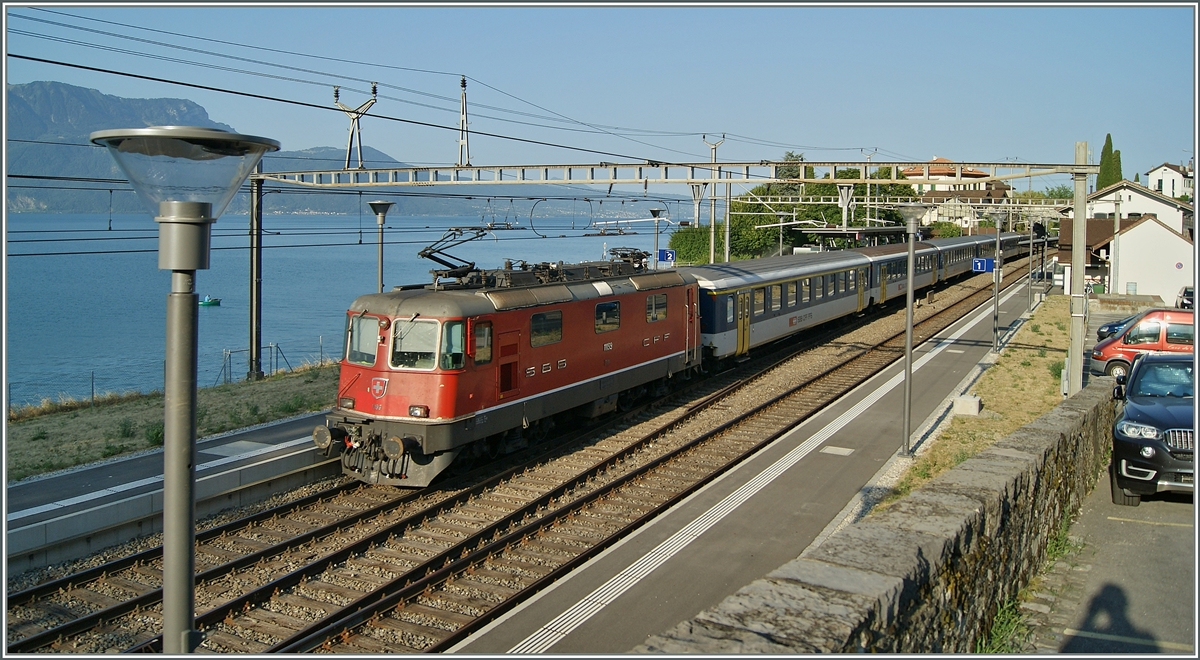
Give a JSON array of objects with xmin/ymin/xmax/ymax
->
[
  {"xmin": 658, "ymin": 249, "xmax": 676, "ymax": 263},
  {"xmin": 972, "ymin": 258, "xmax": 995, "ymax": 273}
]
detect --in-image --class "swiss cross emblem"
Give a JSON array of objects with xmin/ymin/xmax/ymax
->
[{"xmin": 370, "ymin": 378, "xmax": 388, "ymax": 399}]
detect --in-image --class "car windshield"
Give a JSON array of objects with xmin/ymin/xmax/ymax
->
[{"xmin": 1130, "ymin": 362, "xmax": 1195, "ymax": 398}]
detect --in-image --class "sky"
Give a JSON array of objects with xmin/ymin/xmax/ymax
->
[{"xmin": 4, "ymin": 2, "xmax": 1197, "ymax": 194}]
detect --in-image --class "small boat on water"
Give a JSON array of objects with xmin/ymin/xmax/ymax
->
[{"xmin": 199, "ymin": 296, "xmax": 221, "ymax": 306}]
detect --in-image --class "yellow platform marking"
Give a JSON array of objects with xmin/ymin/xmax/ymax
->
[
  {"xmin": 1062, "ymin": 628, "xmax": 1193, "ymax": 652},
  {"xmin": 1107, "ymin": 516, "xmax": 1193, "ymax": 528}
]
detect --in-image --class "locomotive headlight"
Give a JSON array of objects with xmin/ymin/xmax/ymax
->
[
  {"xmin": 409, "ymin": 405, "xmax": 429, "ymax": 418},
  {"xmin": 339, "ymin": 397, "xmax": 355, "ymax": 410}
]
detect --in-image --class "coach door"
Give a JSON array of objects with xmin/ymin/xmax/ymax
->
[
  {"xmin": 498, "ymin": 330, "xmax": 521, "ymax": 399},
  {"xmin": 856, "ymin": 267, "xmax": 868, "ymax": 312},
  {"xmin": 735, "ymin": 290, "xmax": 752, "ymax": 356}
]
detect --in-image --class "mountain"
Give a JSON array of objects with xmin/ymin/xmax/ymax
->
[{"xmin": 6, "ymin": 81, "xmax": 677, "ymax": 216}]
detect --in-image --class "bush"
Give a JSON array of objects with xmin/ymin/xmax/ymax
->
[{"xmin": 1049, "ymin": 361, "xmax": 1064, "ymax": 380}]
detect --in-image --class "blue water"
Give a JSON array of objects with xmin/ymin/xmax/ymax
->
[{"xmin": 4, "ymin": 212, "xmax": 674, "ymax": 407}]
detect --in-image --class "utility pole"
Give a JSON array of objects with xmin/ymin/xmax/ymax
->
[
  {"xmin": 335, "ymin": 83, "xmax": 378, "ymax": 169},
  {"xmin": 1111, "ymin": 195, "xmax": 1121, "ymax": 294},
  {"xmin": 704, "ymin": 134, "xmax": 724, "ymax": 264},
  {"xmin": 862, "ymin": 148, "xmax": 877, "ymax": 222},
  {"xmin": 1068, "ymin": 141, "xmax": 1089, "ymax": 396},
  {"xmin": 457, "ymin": 76, "xmax": 471, "ymax": 167}
]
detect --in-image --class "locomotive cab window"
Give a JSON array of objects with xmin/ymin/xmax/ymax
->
[
  {"xmin": 646, "ymin": 294, "xmax": 668, "ymax": 322},
  {"xmin": 473, "ymin": 321, "xmax": 493, "ymax": 364},
  {"xmin": 440, "ymin": 321, "xmax": 465, "ymax": 370},
  {"xmin": 346, "ymin": 314, "xmax": 380, "ymax": 366},
  {"xmin": 596, "ymin": 301, "xmax": 621, "ymax": 333},
  {"xmin": 392, "ymin": 319, "xmax": 439, "ymax": 370},
  {"xmin": 532, "ymin": 310, "xmax": 563, "ymax": 346}
]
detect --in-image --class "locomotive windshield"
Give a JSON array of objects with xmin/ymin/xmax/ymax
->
[
  {"xmin": 346, "ymin": 314, "xmax": 380, "ymax": 366},
  {"xmin": 441, "ymin": 321, "xmax": 465, "ymax": 370},
  {"xmin": 392, "ymin": 319, "xmax": 439, "ymax": 369}
]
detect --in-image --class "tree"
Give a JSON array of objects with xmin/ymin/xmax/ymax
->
[
  {"xmin": 1095, "ymin": 133, "xmax": 1123, "ymax": 190},
  {"xmin": 1045, "ymin": 183, "xmax": 1074, "ymax": 199}
]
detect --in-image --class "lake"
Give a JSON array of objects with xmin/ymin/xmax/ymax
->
[{"xmin": 5, "ymin": 211, "xmax": 679, "ymax": 407}]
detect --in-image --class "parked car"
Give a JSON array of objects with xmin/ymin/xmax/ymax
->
[
  {"xmin": 1097, "ymin": 312, "xmax": 1144, "ymax": 342},
  {"xmin": 1090, "ymin": 308, "xmax": 1194, "ymax": 379},
  {"xmin": 1109, "ymin": 352, "xmax": 1194, "ymax": 506},
  {"xmin": 1176, "ymin": 285, "xmax": 1194, "ymax": 309}
]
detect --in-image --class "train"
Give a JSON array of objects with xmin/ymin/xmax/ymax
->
[{"xmin": 313, "ymin": 230, "xmax": 1052, "ymax": 487}]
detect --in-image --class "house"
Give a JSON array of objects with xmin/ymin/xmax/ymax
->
[
  {"xmin": 1062, "ymin": 179, "xmax": 1193, "ymax": 238},
  {"xmin": 1057, "ymin": 217, "xmax": 1141, "ymax": 290},
  {"xmin": 901, "ymin": 157, "xmax": 992, "ymax": 194},
  {"xmin": 918, "ymin": 181, "xmax": 1014, "ymax": 229},
  {"xmin": 1093, "ymin": 216, "xmax": 1194, "ymax": 301},
  {"xmin": 1145, "ymin": 161, "xmax": 1194, "ymax": 201}
]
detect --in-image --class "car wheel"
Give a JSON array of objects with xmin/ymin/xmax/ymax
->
[
  {"xmin": 1105, "ymin": 361, "xmax": 1129, "ymax": 379},
  {"xmin": 1110, "ymin": 463, "xmax": 1141, "ymax": 507}
]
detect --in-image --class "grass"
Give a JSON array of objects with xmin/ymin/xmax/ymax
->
[
  {"xmin": 873, "ymin": 295, "xmax": 1071, "ymax": 507},
  {"xmin": 5, "ymin": 361, "xmax": 340, "ymax": 482}
]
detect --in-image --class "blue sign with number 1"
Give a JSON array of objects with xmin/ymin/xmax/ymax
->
[{"xmin": 972, "ymin": 258, "xmax": 995, "ymax": 272}]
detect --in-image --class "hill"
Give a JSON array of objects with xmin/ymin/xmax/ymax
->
[{"xmin": 6, "ymin": 81, "xmax": 681, "ymax": 217}]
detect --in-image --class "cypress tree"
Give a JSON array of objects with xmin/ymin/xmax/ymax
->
[
  {"xmin": 1113, "ymin": 149, "xmax": 1123, "ymax": 184},
  {"xmin": 1096, "ymin": 134, "xmax": 1117, "ymax": 189}
]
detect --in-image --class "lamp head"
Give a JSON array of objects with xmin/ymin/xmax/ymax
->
[
  {"xmin": 90, "ymin": 126, "xmax": 279, "ymax": 219},
  {"xmin": 650, "ymin": 208, "xmax": 664, "ymax": 219},
  {"xmin": 368, "ymin": 200, "xmax": 395, "ymax": 216}
]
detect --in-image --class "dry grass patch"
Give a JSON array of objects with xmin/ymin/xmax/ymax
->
[
  {"xmin": 6, "ymin": 362, "xmax": 340, "ymax": 483},
  {"xmin": 874, "ymin": 295, "xmax": 1071, "ymax": 509}
]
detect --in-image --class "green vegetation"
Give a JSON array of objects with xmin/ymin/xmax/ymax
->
[
  {"xmin": 6, "ymin": 362, "xmax": 339, "ymax": 482},
  {"xmin": 1096, "ymin": 133, "xmax": 1124, "ymax": 190}
]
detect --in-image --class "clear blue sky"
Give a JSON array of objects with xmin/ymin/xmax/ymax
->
[{"xmin": 5, "ymin": 3, "xmax": 1196, "ymax": 192}]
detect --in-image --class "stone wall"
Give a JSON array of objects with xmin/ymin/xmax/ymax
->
[{"xmin": 635, "ymin": 379, "xmax": 1116, "ymax": 653}]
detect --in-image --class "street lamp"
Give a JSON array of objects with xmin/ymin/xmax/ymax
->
[
  {"xmin": 989, "ymin": 212, "xmax": 1003, "ymax": 353},
  {"xmin": 368, "ymin": 200, "xmax": 395, "ymax": 293},
  {"xmin": 650, "ymin": 207, "xmax": 667, "ymax": 269},
  {"xmin": 90, "ymin": 126, "xmax": 278, "ymax": 654},
  {"xmin": 895, "ymin": 202, "xmax": 927, "ymax": 457}
]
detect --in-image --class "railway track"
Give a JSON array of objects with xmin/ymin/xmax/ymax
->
[{"xmin": 6, "ymin": 257, "xmax": 1041, "ymax": 654}]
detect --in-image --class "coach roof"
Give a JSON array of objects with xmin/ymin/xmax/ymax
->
[{"xmin": 682, "ymin": 250, "xmax": 870, "ymax": 291}]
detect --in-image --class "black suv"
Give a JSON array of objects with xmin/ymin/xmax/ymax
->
[{"xmin": 1110, "ymin": 352, "xmax": 1194, "ymax": 506}]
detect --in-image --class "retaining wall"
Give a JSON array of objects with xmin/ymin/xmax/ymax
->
[{"xmin": 635, "ymin": 379, "xmax": 1116, "ymax": 653}]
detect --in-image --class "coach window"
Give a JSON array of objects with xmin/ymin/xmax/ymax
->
[
  {"xmin": 848, "ymin": 269, "xmax": 856, "ymax": 291},
  {"xmin": 646, "ymin": 294, "xmax": 668, "ymax": 322},
  {"xmin": 473, "ymin": 321, "xmax": 493, "ymax": 364},
  {"xmin": 753, "ymin": 288, "xmax": 765, "ymax": 316},
  {"xmin": 814, "ymin": 276, "xmax": 824, "ymax": 300},
  {"xmin": 837, "ymin": 272, "xmax": 846, "ymax": 295},
  {"xmin": 532, "ymin": 310, "xmax": 563, "ymax": 346},
  {"xmin": 770, "ymin": 284, "xmax": 782, "ymax": 311},
  {"xmin": 346, "ymin": 314, "xmax": 380, "ymax": 366},
  {"xmin": 726, "ymin": 296, "xmax": 735, "ymax": 324},
  {"xmin": 596, "ymin": 301, "xmax": 621, "ymax": 333},
  {"xmin": 787, "ymin": 281, "xmax": 797, "ymax": 307},
  {"xmin": 392, "ymin": 318, "xmax": 439, "ymax": 370},
  {"xmin": 801, "ymin": 279, "xmax": 810, "ymax": 304},
  {"xmin": 440, "ymin": 321, "xmax": 466, "ymax": 370}
]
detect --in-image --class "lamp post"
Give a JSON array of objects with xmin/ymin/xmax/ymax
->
[
  {"xmin": 650, "ymin": 207, "xmax": 666, "ymax": 270},
  {"xmin": 896, "ymin": 203, "xmax": 926, "ymax": 457},
  {"xmin": 368, "ymin": 200, "xmax": 394, "ymax": 293},
  {"xmin": 90, "ymin": 126, "xmax": 278, "ymax": 654},
  {"xmin": 991, "ymin": 212, "xmax": 1002, "ymax": 353}
]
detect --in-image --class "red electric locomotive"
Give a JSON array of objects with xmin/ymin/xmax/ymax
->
[{"xmin": 314, "ymin": 248, "xmax": 701, "ymax": 486}]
